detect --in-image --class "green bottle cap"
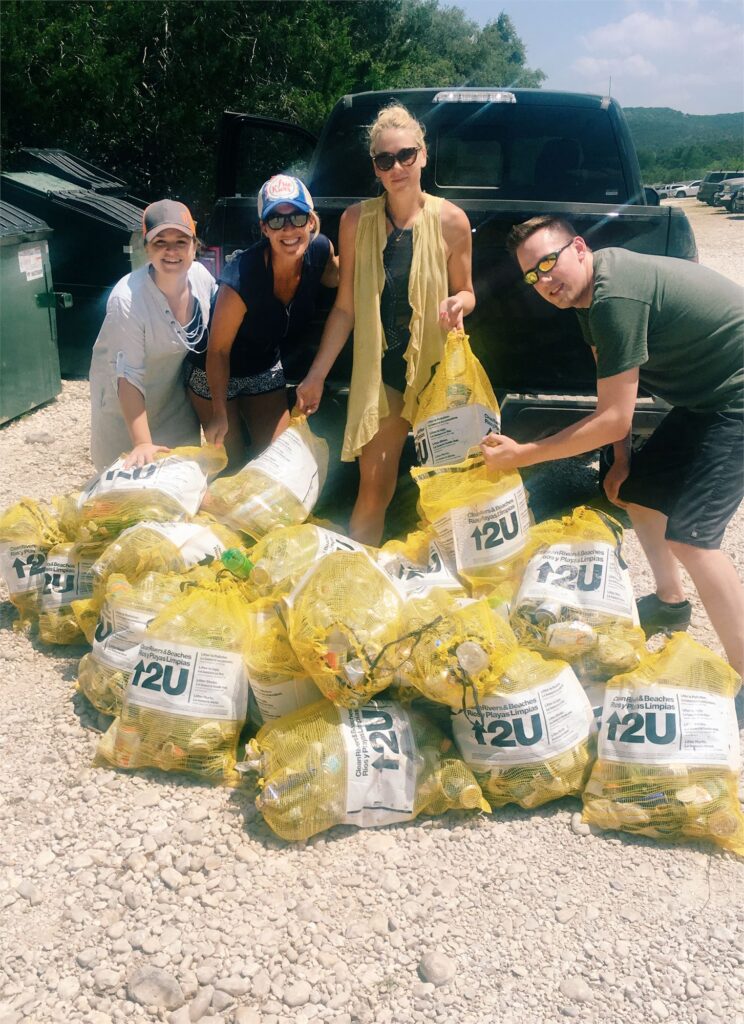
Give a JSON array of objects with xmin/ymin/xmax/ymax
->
[{"xmin": 221, "ymin": 547, "xmax": 254, "ymax": 579}]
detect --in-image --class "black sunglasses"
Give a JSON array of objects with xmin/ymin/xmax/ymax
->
[
  {"xmin": 522, "ymin": 239, "xmax": 574, "ymax": 286},
  {"xmin": 372, "ymin": 147, "xmax": 420, "ymax": 172},
  {"xmin": 264, "ymin": 211, "xmax": 310, "ymax": 231}
]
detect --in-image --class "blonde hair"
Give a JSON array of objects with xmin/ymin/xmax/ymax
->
[{"xmin": 367, "ymin": 103, "xmax": 426, "ymax": 156}]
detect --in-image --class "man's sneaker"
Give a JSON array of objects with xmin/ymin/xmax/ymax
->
[{"xmin": 636, "ymin": 593, "xmax": 692, "ymax": 639}]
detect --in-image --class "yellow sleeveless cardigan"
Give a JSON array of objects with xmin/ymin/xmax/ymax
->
[{"xmin": 341, "ymin": 193, "xmax": 448, "ymax": 462}]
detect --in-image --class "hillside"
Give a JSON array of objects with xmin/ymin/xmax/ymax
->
[{"xmin": 623, "ymin": 107, "xmax": 743, "ymax": 181}]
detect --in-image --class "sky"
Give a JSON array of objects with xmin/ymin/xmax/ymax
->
[{"xmin": 457, "ymin": 0, "xmax": 744, "ymax": 115}]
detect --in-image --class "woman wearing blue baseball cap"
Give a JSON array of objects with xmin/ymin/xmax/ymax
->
[
  {"xmin": 89, "ymin": 199, "xmax": 217, "ymax": 471},
  {"xmin": 192, "ymin": 175, "xmax": 338, "ymax": 465}
]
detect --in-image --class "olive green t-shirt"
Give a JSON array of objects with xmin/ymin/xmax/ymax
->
[{"xmin": 575, "ymin": 248, "xmax": 744, "ymax": 413}]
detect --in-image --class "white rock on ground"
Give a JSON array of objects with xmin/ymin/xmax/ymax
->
[{"xmin": 0, "ymin": 203, "xmax": 742, "ymax": 1024}]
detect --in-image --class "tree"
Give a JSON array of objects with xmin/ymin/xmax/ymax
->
[{"xmin": 1, "ymin": 0, "xmax": 544, "ymax": 214}]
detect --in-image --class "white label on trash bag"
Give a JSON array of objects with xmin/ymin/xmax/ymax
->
[
  {"xmin": 127, "ymin": 639, "xmax": 248, "ymax": 721},
  {"xmin": 451, "ymin": 666, "xmax": 594, "ymax": 766},
  {"xmin": 249, "ymin": 428, "xmax": 320, "ymax": 510},
  {"xmin": 40, "ymin": 555, "xmax": 95, "ymax": 608},
  {"xmin": 247, "ymin": 675, "xmax": 323, "ymax": 724},
  {"xmin": 142, "ymin": 522, "xmax": 226, "ymax": 565},
  {"xmin": 0, "ymin": 542, "xmax": 47, "ymax": 596},
  {"xmin": 92, "ymin": 604, "xmax": 156, "ymax": 672},
  {"xmin": 516, "ymin": 542, "xmax": 635, "ymax": 620},
  {"xmin": 387, "ymin": 540, "xmax": 463, "ymax": 597},
  {"xmin": 339, "ymin": 700, "xmax": 418, "ymax": 827},
  {"xmin": 315, "ymin": 527, "xmax": 366, "ymax": 558},
  {"xmin": 598, "ymin": 686, "xmax": 740, "ymax": 769},
  {"xmin": 414, "ymin": 405, "xmax": 500, "ymax": 467},
  {"xmin": 80, "ymin": 456, "xmax": 207, "ymax": 517},
  {"xmin": 18, "ymin": 245, "xmax": 43, "ymax": 281},
  {"xmin": 451, "ymin": 483, "xmax": 530, "ymax": 573}
]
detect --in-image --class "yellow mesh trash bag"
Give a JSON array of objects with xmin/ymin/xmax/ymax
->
[
  {"xmin": 247, "ymin": 524, "xmax": 367, "ymax": 598},
  {"xmin": 241, "ymin": 697, "xmax": 490, "ymax": 841},
  {"xmin": 206, "ymin": 413, "xmax": 329, "ymax": 541},
  {"xmin": 377, "ymin": 527, "xmax": 465, "ymax": 599},
  {"xmin": 412, "ymin": 328, "xmax": 501, "ymax": 466},
  {"xmin": 411, "ymin": 454, "xmax": 531, "ymax": 591},
  {"xmin": 96, "ymin": 577, "xmax": 251, "ymax": 783},
  {"xmin": 0, "ymin": 498, "xmax": 65, "ymax": 630},
  {"xmin": 286, "ymin": 550, "xmax": 405, "ymax": 708},
  {"xmin": 88, "ymin": 515, "xmax": 245, "ymax": 606},
  {"xmin": 76, "ymin": 445, "xmax": 226, "ymax": 544},
  {"xmin": 582, "ymin": 633, "xmax": 744, "ymax": 855},
  {"xmin": 76, "ymin": 571, "xmax": 191, "ymax": 716},
  {"xmin": 451, "ymin": 647, "xmax": 595, "ymax": 808},
  {"xmin": 244, "ymin": 599, "xmax": 323, "ymax": 725},
  {"xmin": 402, "ymin": 594, "xmax": 518, "ymax": 708},
  {"xmin": 510, "ymin": 506, "xmax": 645, "ymax": 678},
  {"xmin": 37, "ymin": 540, "xmax": 107, "ymax": 644}
]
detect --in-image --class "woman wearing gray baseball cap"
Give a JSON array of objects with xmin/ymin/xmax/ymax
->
[{"xmin": 88, "ymin": 199, "xmax": 217, "ymax": 470}]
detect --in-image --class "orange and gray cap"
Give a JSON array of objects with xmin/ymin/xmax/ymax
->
[{"xmin": 142, "ymin": 199, "xmax": 196, "ymax": 242}]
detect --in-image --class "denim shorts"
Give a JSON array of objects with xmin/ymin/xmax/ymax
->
[{"xmin": 618, "ymin": 405, "xmax": 744, "ymax": 549}]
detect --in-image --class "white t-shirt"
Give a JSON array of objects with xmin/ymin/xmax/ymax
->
[{"xmin": 89, "ymin": 262, "xmax": 217, "ymax": 471}]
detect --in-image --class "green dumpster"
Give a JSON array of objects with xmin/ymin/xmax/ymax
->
[
  {"xmin": 0, "ymin": 201, "xmax": 67, "ymax": 424},
  {"xmin": 1, "ymin": 171, "xmax": 144, "ymax": 377}
]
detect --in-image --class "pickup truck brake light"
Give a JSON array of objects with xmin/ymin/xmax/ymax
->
[
  {"xmin": 433, "ymin": 90, "xmax": 516, "ymax": 104},
  {"xmin": 198, "ymin": 246, "xmax": 222, "ymax": 278}
]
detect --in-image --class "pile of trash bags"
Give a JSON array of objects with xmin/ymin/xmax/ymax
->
[{"xmin": 1, "ymin": 335, "xmax": 741, "ymax": 854}]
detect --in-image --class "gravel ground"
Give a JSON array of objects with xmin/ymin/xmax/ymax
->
[{"xmin": 0, "ymin": 201, "xmax": 742, "ymax": 1024}]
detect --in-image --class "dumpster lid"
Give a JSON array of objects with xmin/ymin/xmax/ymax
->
[
  {"xmin": 2, "ymin": 170, "xmax": 86, "ymax": 194},
  {"xmin": 46, "ymin": 190, "xmax": 144, "ymax": 231},
  {"xmin": 0, "ymin": 200, "xmax": 53, "ymax": 246},
  {"xmin": 20, "ymin": 148, "xmax": 129, "ymax": 193}
]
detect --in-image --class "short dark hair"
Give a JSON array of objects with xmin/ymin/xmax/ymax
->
[{"xmin": 506, "ymin": 216, "xmax": 579, "ymax": 258}]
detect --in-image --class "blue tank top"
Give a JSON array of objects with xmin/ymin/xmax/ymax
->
[{"xmin": 191, "ymin": 234, "xmax": 331, "ymax": 377}]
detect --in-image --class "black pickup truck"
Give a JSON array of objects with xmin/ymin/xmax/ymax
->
[{"xmin": 202, "ymin": 87, "xmax": 697, "ymax": 438}]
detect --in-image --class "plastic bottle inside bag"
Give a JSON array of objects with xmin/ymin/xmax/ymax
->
[{"xmin": 444, "ymin": 333, "xmax": 472, "ymax": 407}]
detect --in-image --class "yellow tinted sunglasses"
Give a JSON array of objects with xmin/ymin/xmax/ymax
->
[{"xmin": 523, "ymin": 239, "xmax": 574, "ymax": 286}]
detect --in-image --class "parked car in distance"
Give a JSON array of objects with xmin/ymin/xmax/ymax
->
[
  {"xmin": 732, "ymin": 186, "xmax": 744, "ymax": 214},
  {"xmin": 698, "ymin": 170, "xmax": 744, "ymax": 205},
  {"xmin": 672, "ymin": 180, "xmax": 701, "ymax": 198},
  {"xmin": 714, "ymin": 177, "xmax": 744, "ymax": 210}
]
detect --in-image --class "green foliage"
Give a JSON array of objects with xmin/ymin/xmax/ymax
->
[
  {"xmin": 0, "ymin": 0, "xmax": 544, "ymax": 217},
  {"xmin": 626, "ymin": 107, "xmax": 744, "ymax": 182}
]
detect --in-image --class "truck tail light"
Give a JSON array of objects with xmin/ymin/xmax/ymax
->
[
  {"xmin": 433, "ymin": 90, "xmax": 516, "ymax": 104},
  {"xmin": 198, "ymin": 246, "xmax": 222, "ymax": 277}
]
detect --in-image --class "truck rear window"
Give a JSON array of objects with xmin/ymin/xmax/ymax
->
[{"xmin": 310, "ymin": 101, "xmax": 629, "ymax": 203}]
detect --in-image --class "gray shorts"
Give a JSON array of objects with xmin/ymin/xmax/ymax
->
[{"xmin": 186, "ymin": 362, "xmax": 285, "ymax": 400}]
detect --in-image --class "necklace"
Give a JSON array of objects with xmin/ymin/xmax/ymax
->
[{"xmin": 385, "ymin": 205, "xmax": 411, "ymax": 243}]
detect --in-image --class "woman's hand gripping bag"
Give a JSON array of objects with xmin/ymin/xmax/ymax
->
[
  {"xmin": 240, "ymin": 697, "xmax": 489, "ymax": 842},
  {"xmin": 247, "ymin": 523, "xmax": 367, "ymax": 599},
  {"xmin": 96, "ymin": 576, "xmax": 251, "ymax": 783},
  {"xmin": 206, "ymin": 412, "xmax": 329, "ymax": 541},
  {"xmin": 451, "ymin": 647, "xmax": 595, "ymax": 809},
  {"xmin": 86, "ymin": 515, "xmax": 245, "ymax": 609},
  {"xmin": 76, "ymin": 445, "xmax": 227, "ymax": 545},
  {"xmin": 244, "ymin": 599, "xmax": 323, "ymax": 726},
  {"xmin": 0, "ymin": 498, "xmax": 65, "ymax": 630},
  {"xmin": 285, "ymin": 550, "xmax": 406, "ymax": 708},
  {"xmin": 582, "ymin": 634, "xmax": 744, "ymax": 855},
  {"xmin": 411, "ymin": 453, "xmax": 532, "ymax": 595},
  {"xmin": 77, "ymin": 571, "xmax": 190, "ymax": 717},
  {"xmin": 412, "ymin": 328, "xmax": 501, "ymax": 467},
  {"xmin": 510, "ymin": 507, "xmax": 645, "ymax": 679}
]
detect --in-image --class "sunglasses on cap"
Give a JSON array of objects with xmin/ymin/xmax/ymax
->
[
  {"xmin": 522, "ymin": 239, "xmax": 575, "ymax": 286},
  {"xmin": 372, "ymin": 147, "xmax": 420, "ymax": 172},
  {"xmin": 264, "ymin": 211, "xmax": 311, "ymax": 231}
]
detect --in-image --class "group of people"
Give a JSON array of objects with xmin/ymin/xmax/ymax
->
[{"xmin": 89, "ymin": 103, "xmax": 743, "ymax": 678}]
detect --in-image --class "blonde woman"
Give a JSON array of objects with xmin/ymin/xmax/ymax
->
[
  {"xmin": 196, "ymin": 175, "xmax": 338, "ymax": 466},
  {"xmin": 296, "ymin": 104, "xmax": 475, "ymax": 545}
]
